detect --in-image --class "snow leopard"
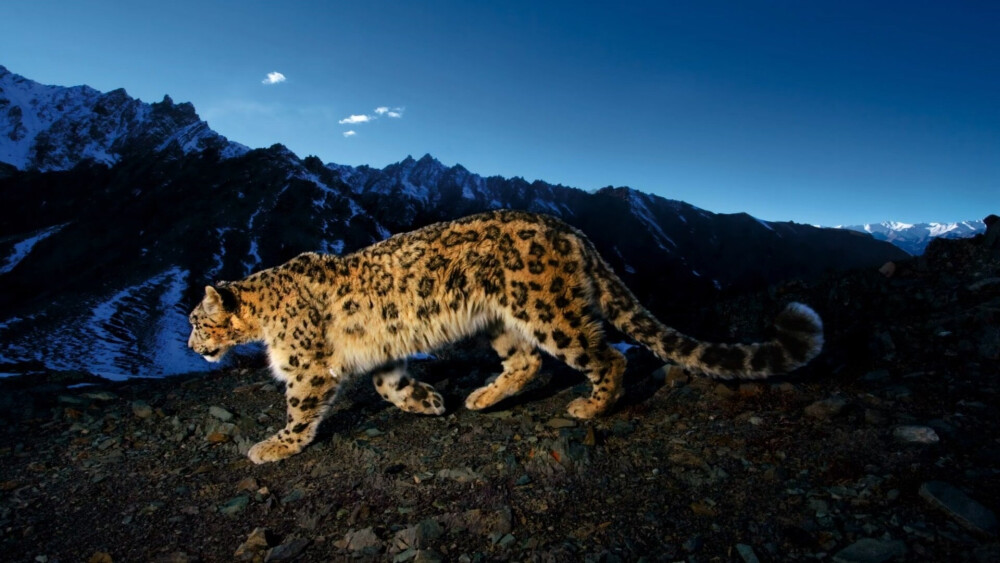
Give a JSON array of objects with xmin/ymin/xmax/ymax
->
[{"xmin": 187, "ymin": 210, "xmax": 823, "ymax": 463}]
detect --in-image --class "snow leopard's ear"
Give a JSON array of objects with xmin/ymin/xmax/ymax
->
[{"xmin": 204, "ymin": 285, "xmax": 238, "ymax": 315}]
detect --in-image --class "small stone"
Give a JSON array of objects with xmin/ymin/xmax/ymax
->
[
  {"xmin": 546, "ymin": 417, "xmax": 576, "ymax": 429},
  {"xmin": 234, "ymin": 527, "xmax": 273, "ymax": 560},
  {"xmin": 611, "ymin": 420, "xmax": 635, "ymax": 437},
  {"xmin": 713, "ymin": 383, "xmax": 736, "ymax": 398},
  {"xmin": 738, "ymin": 383, "xmax": 764, "ymax": 398},
  {"xmin": 236, "ymin": 477, "xmax": 259, "ymax": 493},
  {"xmin": 893, "ymin": 425, "xmax": 939, "ymax": 444},
  {"xmin": 132, "ymin": 400, "xmax": 153, "ymax": 419},
  {"xmin": 264, "ymin": 538, "xmax": 310, "ymax": 562},
  {"xmin": 436, "ymin": 468, "xmax": 482, "ymax": 483},
  {"xmin": 804, "ymin": 396, "xmax": 847, "ymax": 420},
  {"xmin": 832, "ymin": 538, "xmax": 906, "ymax": 563},
  {"xmin": 206, "ymin": 432, "xmax": 230, "ymax": 443},
  {"xmin": 413, "ymin": 549, "xmax": 444, "ymax": 563},
  {"xmin": 919, "ymin": 481, "xmax": 998, "ymax": 536},
  {"xmin": 394, "ymin": 519, "xmax": 443, "ymax": 551},
  {"xmin": 209, "ymin": 406, "xmax": 234, "ymax": 422},
  {"xmin": 338, "ymin": 527, "xmax": 382, "ymax": 552},
  {"xmin": 281, "ymin": 488, "xmax": 306, "ymax": 504},
  {"xmin": 736, "ymin": 544, "xmax": 761, "ymax": 563},
  {"xmin": 219, "ymin": 495, "xmax": 250, "ymax": 517}
]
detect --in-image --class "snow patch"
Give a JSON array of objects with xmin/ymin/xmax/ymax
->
[{"xmin": 1, "ymin": 224, "xmax": 67, "ymax": 275}]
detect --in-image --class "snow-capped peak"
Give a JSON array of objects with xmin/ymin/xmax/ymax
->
[{"xmin": 0, "ymin": 65, "xmax": 247, "ymax": 172}]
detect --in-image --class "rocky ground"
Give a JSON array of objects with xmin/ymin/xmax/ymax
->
[{"xmin": 1, "ymin": 235, "xmax": 998, "ymax": 562}]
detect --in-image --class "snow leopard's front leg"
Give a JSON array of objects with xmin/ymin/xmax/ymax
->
[{"xmin": 249, "ymin": 367, "xmax": 343, "ymax": 464}]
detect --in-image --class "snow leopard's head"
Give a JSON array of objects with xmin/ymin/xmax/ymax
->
[{"xmin": 187, "ymin": 285, "xmax": 248, "ymax": 362}]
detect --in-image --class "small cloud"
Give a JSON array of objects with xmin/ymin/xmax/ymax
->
[
  {"xmin": 262, "ymin": 71, "xmax": 287, "ymax": 85},
  {"xmin": 339, "ymin": 114, "xmax": 372, "ymax": 125},
  {"xmin": 343, "ymin": 130, "xmax": 357, "ymax": 138},
  {"xmin": 375, "ymin": 106, "xmax": 404, "ymax": 118}
]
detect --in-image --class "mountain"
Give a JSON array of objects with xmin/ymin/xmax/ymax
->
[
  {"xmin": 0, "ymin": 65, "xmax": 908, "ymax": 380},
  {"xmin": 0, "ymin": 65, "xmax": 247, "ymax": 171},
  {"xmin": 838, "ymin": 221, "xmax": 986, "ymax": 256}
]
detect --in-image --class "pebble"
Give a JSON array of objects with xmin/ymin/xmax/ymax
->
[
  {"xmin": 919, "ymin": 481, "xmax": 998, "ymax": 536},
  {"xmin": 234, "ymin": 527, "xmax": 272, "ymax": 560},
  {"xmin": 804, "ymin": 396, "xmax": 847, "ymax": 420},
  {"xmin": 338, "ymin": 527, "xmax": 382, "ymax": 552},
  {"xmin": 219, "ymin": 495, "xmax": 250, "ymax": 517},
  {"xmin": 735, "ymin": 543, "xmax": 761, "ymax": 563},
  {"xmin": 546, "ymin": 417, "xmax": 576, "ymax": 429},
  {"xmin": 265, "ymin": 538, "xmax": 310, "ymax": 562},
  {"xmin": 436, "ymin": 467, "xmax": 483, "ymax": 483},
  {"xmin": 413, "ymin": 549, "xmax": 444, "ymax": 563},
  {"xmin": 394, "ymin": 519, "xmax": 444, "ymax": 551},
  {"xmin": 131, "ymin": 400, "xmax": 153, "ymax": 419},
  {"xmin": 832, "ymin": 538, "xmax": 906, "ymax": 563},
  {"xmin": 209, "ymin": 406, "xmax": 234, "ymax": 422},
  {"xmin": 893, "ymin": 425, "xmax": 939, "ymax": 444}
]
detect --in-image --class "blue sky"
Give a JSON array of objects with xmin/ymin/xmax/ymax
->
[{"xmin": 2, "ymin": 1, "xmax": 997, "ymax": 226}]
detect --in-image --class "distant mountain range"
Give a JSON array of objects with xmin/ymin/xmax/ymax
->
[
  {"xmin": 838, "ymin": 221, "xmax": 986, "ymax": 255},
  {"xmin": 0, "ymin": 65, "xmax": 914, "ymax": 379}
]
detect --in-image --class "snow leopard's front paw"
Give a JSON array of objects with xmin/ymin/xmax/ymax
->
[
  {"xmin": 566, "ymin": 397, "xmax": 606, "ymax": 419},
  {"xmin": 247, "ymin": 435, "xmax": 301, "ymax": 464}
]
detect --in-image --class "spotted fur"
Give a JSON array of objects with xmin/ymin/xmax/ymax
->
[{"xmin": 188, "ymin": 210, "xmax": 823, "ymax": 463}]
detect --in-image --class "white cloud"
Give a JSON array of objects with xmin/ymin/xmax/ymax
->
[
  {"xmin": 375, "ymin": 106, "xmax": 404, "ymax": 118},
  {"xmin": 343, "ymin": 130, "xmax": 357, "ymax": 138},
  {"xmin": 339, "ymin": 114, "xmax": 372, "ymax": 125},
  {"xmin": 262, "ymin": 71, "xmax": 286, "ymax": 85}
]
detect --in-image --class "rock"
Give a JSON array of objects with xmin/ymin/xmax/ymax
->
[
  {"xmin": 879, "ymin": 261, "xmax": 896, "ymax": 278},
  {"xmin": 234, "ymin": 527, "xmax": 273, "ymax": 560},
  {"xmin": 264, "ymin": 538, "xmax": 310, "ymax": 562},
  {"xmin": 337, "ymin": 527, "xmax": 382, "ymax": 553},
  {"xmin": 735, "ymin": 543, "xmax": 761, "ymax": 563},
  {"xmin": 132, "ymin": 400, "xmax": 153, "ymax": 419},
  {"xmin": 738, "ymin": 383, "xmax": 764, "ymax": 398},
  {"xmin": 412, "ymin": 550, "xmax": 444, "ymax": 563},
  {"xmin": 281, "ymin": 488, "xmax": 306, "ymax": 504},
  {"xmin": 209, "ymin": 406, "xmax": 234, "ymax": 422},
  {"xmin": 804, "ymin": 396, "xmax": 847, "ymax": 420},
  {"xmin": 219, "ymin": 495, "xmax": 250, "ymax": 517},
  {"xmin": 546, "ymin": 417, "xmax": 576, "ymax": 429},
  {"xmin": 394, "ymin": 519, "xmax": 444, "ymax": 551},
  {"xmin": 435, "ymin": 468, "xmax": 482, "ymax": 483},
  {"xmin": 713, "ymin": 383, "xmax": 736, "ymax": 398},
  {"xmin": 893, "ymin": 425, "xmax": 939, "ymax": 444},
  {"xmin": 236, "ymin": 477, "xmax": 259, "ymax": 493},
  {"xmin": 919, "ymin": 481, "xmax": 998, "ymax": 536},
  {"xmin": 832, "ymin": 538, "xmax": 906, "ymax": 563}
]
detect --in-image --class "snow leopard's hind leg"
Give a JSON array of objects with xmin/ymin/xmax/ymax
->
[{"xmin": 465, "ymin": 325, "xmax": 543, "ymax": 410}]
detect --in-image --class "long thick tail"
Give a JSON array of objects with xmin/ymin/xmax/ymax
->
[{"xmin": 591, "ymin": 255, "xmax": 823, "ymax": 380}]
